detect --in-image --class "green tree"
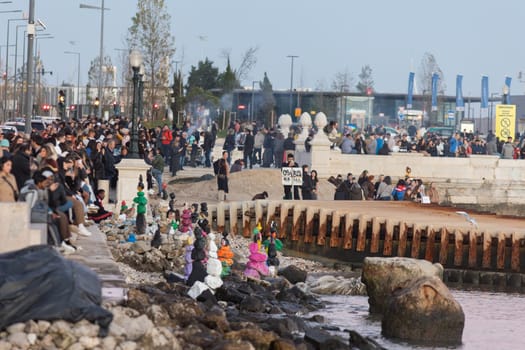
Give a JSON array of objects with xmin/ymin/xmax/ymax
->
[
  {"xmin": 128, "ymin": 0, "xmax": 175, "ymax": 118},
  {"xmin": 356, "ymin": 64, "xmax": 374, "ymax": 94},
  {"xmin": 259, "ymin": 72, "xmax": 275, "ymax": 127},
  {"xmin": 186, "ymin": 58, "xmax": 220, "ymax": 92},
  {"xmin": 170, "ymin": 71, "xmax": 184, "ymax": 125},
  {"xmin": 218, "ymin": 58, "xmax": 240, "ymax": 93}
]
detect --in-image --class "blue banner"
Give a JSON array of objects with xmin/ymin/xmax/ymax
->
[
  {"xmin": 481, "ymin": 76, "xmax": 489, "ymax": 109},
  {"xmin": 456, "ymin": 74, "xmax": 464, "ymax": 111},
  {"xmin": 431, "ymin": 73, "xmax": 439, "ymax": 111},
  {"xmin": 504, "ymin": 76, "xmax": 512, "ymax": 104},
  {"xmin": 407, "ymin": 72, "xmax": 415, "ymax": 108}
]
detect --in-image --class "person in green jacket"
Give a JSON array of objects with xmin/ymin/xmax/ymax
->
[{"xmin": 151, "ymin": 148, "xmax": 165, "ymax": 196}]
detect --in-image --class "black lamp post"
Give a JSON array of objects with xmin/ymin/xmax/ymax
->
[
  {"xmin": 138, "ymin": 64, "xmax": 144, "ymax": 120},
  {"xmin": 129, "ymin": 49, "xmax": 143, "ymax": 159}
]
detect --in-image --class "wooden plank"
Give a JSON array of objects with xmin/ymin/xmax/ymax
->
[
  {"xmin": 439, "ymin": 227, "xmax": 448, "ymax": 265},
  {"xmin": 242, "ymin": 202, "xmax": 251, "ymax": 238},
  {"xmin": 482, "ymin": 232, "xmax": 492, "ymax": 269},
  {"xmin": 254, "ymin": 200, "xmax": 265, "ymax": 231},
  {"xmin": 317, "ymin": 209, "xmax": 330, "ymax": 246},
  {"xmin": 497, "ymin": 232, "xmax": 506, "ymax": 270},
  {"xmin": 266, "ymin": 202, "xmax": 278, "ymax": 233},
  {"xmin": 229, "ymin": 201, "xmax": 238, "ymax": 236},
  {"xmin": 453, "ymin": 229, "xmax": 463, "ymax": 267},
  {"xmin": 304, "ymin": 206, "xmax": 316, "ymax": 244},
  {"xmin": 291, "ymin": 205, "xmax": 303, "ymax": 241},
  {"xmin": 468, "ymin": 230, "xmax": 477, "ymax": 268},
  {"xmin": 411, "ymin": 224, "xmax": 422, "ymax": 259},
  {"xmin": 424, "ymin": 226, "xmax": 435, "ymax": 262},
  {"xmin": 383, "ymin": 219, "xmax": 394, "ymax": 256},
  {"xmin": 343, "ymin": 213, "xmax": 354, "ymax": 250},
  {"xmin": 330, "ymin": 211, "xmax": 341, "ymax": 248},
  {"xmin": 356, "ymin": 215, "xmax": 368, "ymax": 252},
  {"xmin": 511, "ymin": 233, "xmax": 521, "ymax": 272},
  {"xmin": 397, "ymin": 222, "xmax": 407, "ymax": 257},
  {"xmin": 370, "ymin": 217, "xmax": 381, "ymax": 254}
]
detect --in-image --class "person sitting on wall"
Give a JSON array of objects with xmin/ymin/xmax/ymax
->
[{"xmin": 88, "ymin": 189, "xmax": 113, "ymax": 223}]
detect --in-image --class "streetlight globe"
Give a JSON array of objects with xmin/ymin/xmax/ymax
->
[
  {"xmin": 129, "ymin": 49, "xmax": 142, "ymax": 68},
  {"xmin": 139, "ymin": 63, "xmax": 145, "ymax": 76}
]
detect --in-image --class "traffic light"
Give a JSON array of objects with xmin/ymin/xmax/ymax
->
[
  {"xmin": 153, "ymin": 103, "xmax": 159, "ymax": 110},
  {"xmin": 94, "ymin": 97, "xmax": 100, "ymax": 108},
  {"xmin": 58, "ymin": 90, "xmax": 66, "ymax": 120},
  {"xmin": 366, "ymin": 87, "xmax": 373, "ymax": 96}
]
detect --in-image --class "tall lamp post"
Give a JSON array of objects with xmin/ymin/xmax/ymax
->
[
  {"xmin": 489, "ymin": 92, "xmax": 499, "ymax": 133},
  {"xmin": 286, "ymin": 55, "xmax": 298, "ymax": 116},
  {"xmin": 251, "ymin": 80, "xmax": 258, "ymax": 122},
  {"xmin": 137, "ymin": 64, "xmax": 144, "ymax": 119},
  {"xmin": 64, "ymin": 51, "xmax": 81, "ymax": 116},
  {"xmin": 4, "ymin": 16, "xmax": 25, "ymax": 120},
  {"xmin": 80, "ymin": 1, "xmax": 109, "ymax": 119},
  {"xmin": 129, "ymin": 49, "xmax": 142, "ymax": 159}
]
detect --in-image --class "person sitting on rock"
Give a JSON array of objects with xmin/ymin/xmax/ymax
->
[{"xmin": 88, "ymin": 189, "xmax": 113, "ymax": 223}]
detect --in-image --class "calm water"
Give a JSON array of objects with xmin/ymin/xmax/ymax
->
[{"xmin": 312, "ymin": 290, "xmax": 525, "ymax": 349}]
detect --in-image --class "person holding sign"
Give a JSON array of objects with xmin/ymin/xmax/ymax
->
[
  {"xmin": 301, "ymin": 165, "xmax": 314, "ymax": 200},
  {"xmin": 281, "ymin": 153, "xmax": 300, "ymax": 200}
]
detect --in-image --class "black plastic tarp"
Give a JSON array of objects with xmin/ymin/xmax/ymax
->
[{"xmin": 0, "ymin": 245, "xmax": 113, "ymax": 333}]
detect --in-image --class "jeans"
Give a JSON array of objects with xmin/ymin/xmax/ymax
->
[
  {"xmin": 253, "ymin": 147, "xmax": 262, "ymax": 164},
  {"xmin": 151, "ymin": 168, "xmax": 163, "ymax": 194}
]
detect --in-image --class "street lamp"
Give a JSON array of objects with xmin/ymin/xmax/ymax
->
[
  {"xmin": 251, "ymin": 80, "xmax": 258, "ymax": 122},
  {"xmin": 129, "ymin": 49, "xmax": 143, "ymax": 159},
  {"xmin": 4, "ymin": 16, "xmax": 25, "ymax": 120},
  {"xmin": 489, "ymin": 92, "xmax": 499, "ymax": 132},
  {"xmin": 80, "ymin": 1, "xmax": 110, "ymax": 119},
  {"xmin": 287, "ymin": 55, "xmax": 298, "ymax": 116},
  {"xmin": 137, "ymin": 64, "xmax": 144, "ymax": 119},
  {"xmin": 64, "ymin": 51, "xmax": 81, "ymax": 117}
]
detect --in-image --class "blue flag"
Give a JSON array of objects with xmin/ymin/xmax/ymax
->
[
  {"xmin": 431, "ymin": 73, "xmax": 439, "ymax": 111},
  {"xmin": 455, "ymin": 75, "xmax": 464, "ymax": 111},
  {"xmin": 504, "ymin": 76, "xmax": 512, "ymax": 104},
  {"xmin": 481, "ymin": 76, "xmax": 489, "ymax": 109},
  {"xmin": 407, "ymin": 72, "xmax": 415, "ymax": 109}
]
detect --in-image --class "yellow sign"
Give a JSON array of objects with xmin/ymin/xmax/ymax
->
[
  {"xmin": 294, "ymin": 107, "xmax": 302, "ymax": 117},
  {"xmin": 495, "ymin": 104, "xmax": 516, "ymax": 141}
]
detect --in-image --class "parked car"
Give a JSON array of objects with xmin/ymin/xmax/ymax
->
[
  {"xmin": 3, "ymin": 120, "xmax": 47, "ymax": 134},
  {"xmin": 425, "ymin": 126, "xmax": 455, "ymax": 138},
  {"xmin": 0, "ymin": 125, "xmax": 17, "ymax": 138}
]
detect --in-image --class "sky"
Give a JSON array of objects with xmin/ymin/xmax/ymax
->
[{"xmin": 2, "ymin": 0, "xmax": 525, "ymax": 97}]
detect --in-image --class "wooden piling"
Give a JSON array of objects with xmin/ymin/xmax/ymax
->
[
  {"xmin": 304, "ymin": 206, "xmax": 316, "ymax": 244},
  {"xmin": 439, "ymin": 227, "xmax": 448, "ymax": 265},
  {"xmin": 266, "ymin": 201, "xmax": 278, "ymax": 233},
  {"xmin": 279, "ymin": 203, "xmax": 290, "ymax": 239},
  {"xmin": 217, "ymin": 202, "xmax": 226, "ymax": 233},
  {"xmin": 343, "ymin": 213, "xmax": 354, "ymax": 250},
  {"xmin": 453, "ymin": 229, "xmax": 463, "ymax": 267},
  {"xmin": 291, "ymin": 205, "xmax": 303, "ymax": 241},
  {"xmin": 425, "ymin": 226, "xmax": 436, "ymax": 262},
  {"xmin": 468, "ymin": 230, "xmax": 477, "ymax": 268},
  {"xmin": 411, "ymin": 224, "xmax": 422, "ymax": 259},
  {"xmin": 383, "ymin": 219, "xmax": 394, "ymax": 256},
  {"xmin": 330, "ymin": 211, "xmax": 341, "ymax": 248},
  {"xmin": 511, "ymin": 233, "xmax": 521, "ymax": 272},
  {"xmin": 370, "ymin": 217, "xmax": 381, "ymax": 254},
  {"xmin": 317, "ymin": 209, "xmax": 330, "ymax": 246},
  {"xmin": 356, "ymin": 215, "xmax": 367, "ymax": 252},
  {"xmin": 497, "ymin": 232, "xmax": 506, "ymax": 270},
  {"xmin": 398, "ymin": 222, "xmax": 408, "ymax": 257},
  {"xmin": 229, "ymin": 201, "xmax": 238, "ymax": 236},
  {"xmin": 482, "ymin": 232, "xmax": 492, "ymax": 269},
  {"xmin": 242, "ymin": 202, "xmax": 251, "ymax": 238},
  {"xmin": 255, "ymin": 200, "xmax": 265, "ymax": 231}
]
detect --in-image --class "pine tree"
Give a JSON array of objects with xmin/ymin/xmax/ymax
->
[
  {"xmin": 260, "ymin": 72, "xmax": 275, "ymax": 127},
  {"xmin": 218, "ymin": 59, "xmax": 240, "ymax": 93}
]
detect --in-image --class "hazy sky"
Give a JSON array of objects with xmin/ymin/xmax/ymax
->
[{"xmin": 2, "ymin": 0, "xmax": 525, "ymax": 97}]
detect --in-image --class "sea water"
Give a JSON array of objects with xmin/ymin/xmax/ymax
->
[{"xmin": 313, "ymin": 290, "xmax": 525, "ymax": 349}]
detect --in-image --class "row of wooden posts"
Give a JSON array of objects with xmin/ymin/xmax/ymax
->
[{"xmin": 206, "ymin": 201, "xmax": 524, "ymax": 274}]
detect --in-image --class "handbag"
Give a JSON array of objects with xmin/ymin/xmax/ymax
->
[{"xmin": 31, "ymin": 199, "xmax": 49, "ymax": 223}]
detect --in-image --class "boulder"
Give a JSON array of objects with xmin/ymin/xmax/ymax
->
[
  {"xmin": 361, "ymin": 257, "xmax": 443, "ymax": 314},
  {"xmin": 278, "ymin": 265, "xmax": 307, "ymax": 284},
  {"xmin": 382, "ymin": 276, "xmax": 464, "ymax": 345}
]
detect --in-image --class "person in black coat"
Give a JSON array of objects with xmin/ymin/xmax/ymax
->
[
  {"xmin": 301, "ymin": 164, "xmax": 313, "ymax": 200},
  {"xmin": 243, "ymin": 129, "xmax": 255, "ymax": 169},
  {"xmin": 11, "ymin": 142, "xmax": 32, "ymax": 191}
]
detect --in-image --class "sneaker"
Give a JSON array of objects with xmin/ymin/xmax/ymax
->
[
  {"xmin": 61, "ymin": 241, "xmax": 76, "ymax": 255},
  {"xmin": 78, "ymin": 224, "xmax": 92, "ymax": 237}
]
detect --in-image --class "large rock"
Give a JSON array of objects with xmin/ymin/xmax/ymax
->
[
  {"xmin": 278, "ymin": 265, "xmax": 307, "ymax": 284},
  {"xmin": 382, "ymin": 276, "xmax": 464, "ymax": 345},
  {"xmin": 361, "ymin": 257, "xmax": 443, "ymax": 314}
]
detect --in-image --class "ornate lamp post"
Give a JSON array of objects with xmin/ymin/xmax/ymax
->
[
  {"xmin": 129, "ymin": 49, "xmax": 143, "ymax": 159},
  {"xmin": 137, "ymin": 64, "xmax": 144, "ymax": 119}
]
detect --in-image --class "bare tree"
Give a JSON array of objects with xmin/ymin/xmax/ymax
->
[
  {"xmin": 331, "ymin": 68, "xmax": 354, "ymax": 92},
  {"xmin": 234, "ymin": 46, "xmax": 259, "ymax": 83},
  {"xmin": 418, "ymin": 52, "xmax": 446, "ymax": 94}
]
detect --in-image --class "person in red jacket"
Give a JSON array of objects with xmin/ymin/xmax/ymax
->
[{"xmin": 160, "ymin": 124, "xmax": 173, "ymax": 163}]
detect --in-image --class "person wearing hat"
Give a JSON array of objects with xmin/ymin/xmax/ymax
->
[{"xmin": 0, "ymin": 136, "xmax": 11, "ymax": 159}]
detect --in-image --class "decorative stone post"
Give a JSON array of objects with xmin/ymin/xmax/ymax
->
[
  {"xmin": 294, "ymin": 112, "xmax": 312, "ymax": 167},
  {"xmin": 278, "ymin": 114, "xmax": 292, "ymax": 137},
  {"xmin": 310, "ymin": 112, "xmax": 332, "ymax": 178},
  {"xmin": 115, "ymin": 159, "xmax": 150, "ymax": 213}
]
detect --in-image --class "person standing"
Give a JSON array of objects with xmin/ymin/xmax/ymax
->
[
  {"xmin": 160, "ymin": 124, "xmax": 172, "ymax": 163},
  {"xmin": 0, "ymin": 157, "xmax": 19, "ymax": 202},
  {"xmin": 151, "ymin": 149, "xmax": 165, "ymax": 196},
  {"xmin": 243, "ymin": 129, "xmax": 255, "ymax": 169},
  {"xmin": 311, "ymin": 169, "xmax": 319, "ymax": 200},
  {"xmin": 253, "ymin": 129, "xmax": 264, "ymax": 165},
  {"xmin": 217, "ymin": 151, "xmax": 230, "ymax": 201},
  {"xmin": 202, "ymin": 131, "xmax": 213, "ymax": 168},
  {"xmin": 301, "ymin": 164, "xmax": 313, "ymax": 200},
  {"xmin": 281, "ymin": 153, "xmax": 300, "ymax": 200}
]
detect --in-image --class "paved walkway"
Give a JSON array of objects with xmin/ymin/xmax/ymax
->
[{"xmin": 67, "ymin": 224, "xmax": 127, "ymax": 303}]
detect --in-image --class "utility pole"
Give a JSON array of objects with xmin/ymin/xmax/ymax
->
[
  {"xmin": 24, "ymin": 0, "xmax": 35, "ymax": 131},
  {"xmin": 287, "ymin": 55, "xmax": 298, "ymax": 116}
]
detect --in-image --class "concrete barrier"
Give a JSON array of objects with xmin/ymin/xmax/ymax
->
[{"xmin": 0, "ymin": 202, "xmax": 46, "ymax": 254}]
